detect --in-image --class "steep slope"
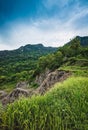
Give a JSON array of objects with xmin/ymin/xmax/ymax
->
[
  {"xmin": 1, "ymin": 70, "xmax": 71, "ymax": 105},
  {"xmin": 36, "ymin": 70, "xmax": 71, "ymax": 94}
]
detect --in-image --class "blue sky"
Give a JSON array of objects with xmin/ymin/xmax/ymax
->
[{"xmin": 0, "ymin": 0, "xmax": 88, "ymax": 50}]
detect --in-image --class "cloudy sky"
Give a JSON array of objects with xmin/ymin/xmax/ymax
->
[{"xmin": 0, "ymin": 0, "xmax": 88, "ymax": 50}]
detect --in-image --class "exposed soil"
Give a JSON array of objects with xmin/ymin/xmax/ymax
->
[{"xmin": 1, "ymin": 70, "xmax": 71, "ymax": 105}]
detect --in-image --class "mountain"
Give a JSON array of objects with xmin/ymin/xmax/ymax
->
[
  {"xmin": 33, "ymin": 36, "xmax": 88, "ymax": 77},
  {"xmin": 0, "ymin": 44, "xmax": 57, "ymax": 88},
  {"xmin": 18, "ymin": 43, "xmax": 57, "ymax": 52},
  {"xmin": 0, "ymin": 37, "xmax": 88, "ymax": 130},
  {"xmin": 66, "ymin": 36, "xmax": 88, "ymax": 47},
  {"xmin": 0, "ymin": 36, "xmax": 88, "ymax": 90},
  {"xmin": 0, "ymin": 43, "xmax": 57, "ymax": 56},
  {"xmin": 76, "ymin": 36, "xmax": 88, "ymax": 46}
]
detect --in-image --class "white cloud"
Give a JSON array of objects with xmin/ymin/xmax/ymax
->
[
  {"xmin": 0, "ymin": 5, "xmax": 88, "ymax": 50},
  {"xmin": 0, "ymin": 44, "xmax": 14, "ymax": 50},
  {"xmin": 0, "ymin": 37, "xmax": 14, "ymax": 50},
  {"xmin": 0, "ymin": 19, "xmax": 74, "ymax": 50},
  {"xmin": 67, "ymin": 7, "xmax": 88, "ymax": 26}
]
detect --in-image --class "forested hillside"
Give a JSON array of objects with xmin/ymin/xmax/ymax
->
[
  {"xmin": 0, "ymin": 36, "xmax": 88, "ymax": 130},
  {"xmin": 33, "ymin": 36, "xmax": 88, "ymax": 76},
  {"xmin": 0, "ymin": 44, "xmax": 57, "ymax": 90}
]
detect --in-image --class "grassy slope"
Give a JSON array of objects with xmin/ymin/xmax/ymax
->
[
  {"xmin": 0, "ymin": 76, "xmax": 88, "ymax": 130},
  {"xmin": 59, "ymin": 56, "xmax": 88, "ymax": 77},
  {"xmin": 59, "ymin": 65, "xmax": 88, "ymax": 77}
]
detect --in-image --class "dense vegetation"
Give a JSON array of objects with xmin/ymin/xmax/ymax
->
[
  {"xmin": 0, "ymin": 36, "xmax": 88, "ymax": 130},
  {"xmin": 0, "ymin": 77, "xmax": 88, "ymax": 130},
  {"xmin": 0, "ymin": 44, "xmax": 57, "ymax": 90},
  {"xmin": 0, "ymin": 36, "xmax": 88, "ymax": 90},
  {"xmin": 34, "ymin": 36, "xmax": 88, "ymax": 75}
]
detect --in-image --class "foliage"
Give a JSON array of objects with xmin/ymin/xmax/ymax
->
[
  {"xmin": 0, "ymin": 36, "xmax": 88, "ymax": 129},
  {"xmin": 0, "ymin": 37, "xmax": 88, "ymax": 89},
  {"xmin": 0, "ymin": 77, "xmax": 88, "ymax": 130},
  {"xmin": 34, "ymin": 39, "xmax": 88, "ymax": 75},
  {"xmin": 59, "ymin": 65, "xmax": 88, "ymax": 77},
  {"xmin": 0, "ymin": 44, "xmax": 57, "ymax": 89}
]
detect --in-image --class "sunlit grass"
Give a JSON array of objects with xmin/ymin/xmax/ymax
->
[
  {"xmin": 0, "ymin": 76, "xmax": 88, "ymax": 130},
  {"xmin": 59, "ymin": 65, "xmax": 88, "ymax": 77}
]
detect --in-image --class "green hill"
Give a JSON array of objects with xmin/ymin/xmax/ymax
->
[
  {"xmin": 33, "ymin": 36, "xmax": 88, "ymax": 77},
  {"xmin": 66, "ymin": 36, "xmax": 88, "ymax": 47},
  {"xmin": 0, "ymin": 36, "xmax": 88, "ymax": 130},
  {"xmin": 0, "ymin": 36, "xmax": 88, "ymax": 91},
  {"xmin": 76, "ymin": 36, "xmax": 88, "ymax": 46},
  {"xmin": 0, "ymin": 44, "xmax": 57, "ymax": 90}
]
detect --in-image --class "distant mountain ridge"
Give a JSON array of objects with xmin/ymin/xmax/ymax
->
[
  {"xmin": 0, "ymin": 43, "xmax": 57, "ymax": 54},
  {"xmin": 66, "ymin": 36, "xmax": 88, "ymax": 47},
  {"xmin": 17, "ymin": 43, "xmax": 57, "ymax": 53},
  {"xmin": 76, "ymin": 36, "xmax": 88, "ymax": 46},
  {"xmin": 0, "ymin": 44, "xmax": 58, "ymax": 60}
]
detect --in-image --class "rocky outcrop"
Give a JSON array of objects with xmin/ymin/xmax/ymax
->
[
  {"xmin": 37, "ymin": 70, "xmax": 71, "ymax": 94},
  {"xmin": 1, "ymin": 70, "xmax": 71, "ymax": 105},
  {"xmin": 16, "ymin": 81, "xmax": 29, "ymax": 89},
  {"xmin": 35, "ymin": 69, "xmax": 50, "ymax": 85},
  {"xmin": 1, "ymin": 88, "xmax": 33, "ymax": 105},
  {"xmin": 0, "ymin": 91, "xmax": 7, "ymax": 100}
]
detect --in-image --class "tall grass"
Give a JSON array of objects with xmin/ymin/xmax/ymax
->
[
  {"xmin": 0, "ymin": 77, "xmax": 88, "ymax": 130},
  {"xmin": 59, "ymin": 65, "xmax": 88, "ymax": 77}
]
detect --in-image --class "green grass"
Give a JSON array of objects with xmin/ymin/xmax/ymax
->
[
  {"xmin": 0, "ymin": 76, "xmax": 88, "ymax": 130},
  {"xmin": 59, "ymin": 65, "xmax": 88, "ymax": 77},
  {"xmin": 0, "ymin": 82, "xmax": 16, "ymax": 93}
]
